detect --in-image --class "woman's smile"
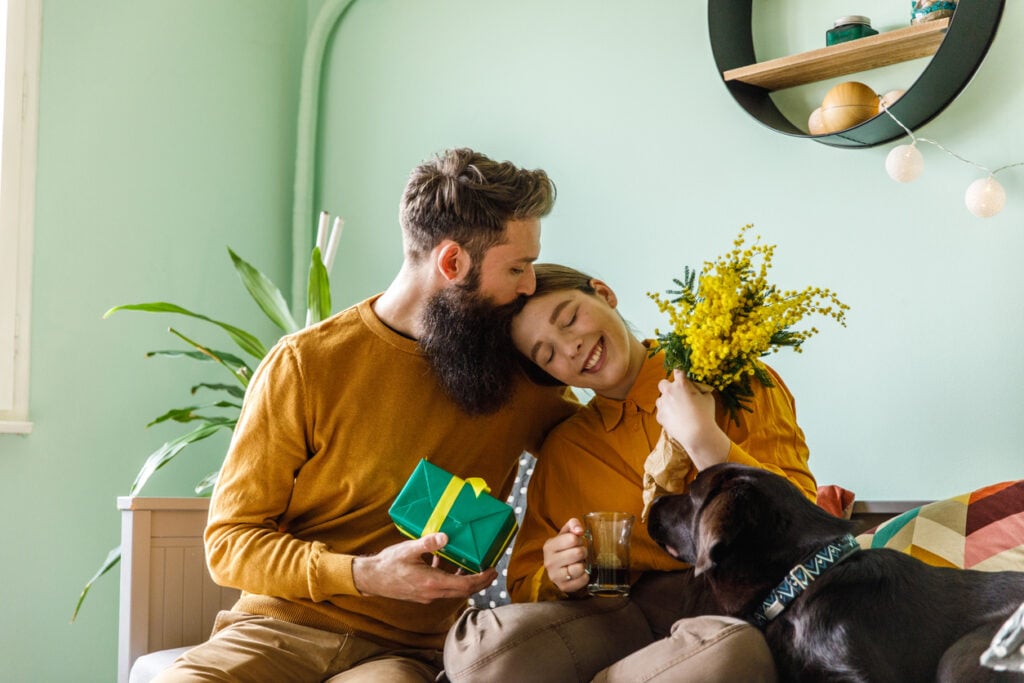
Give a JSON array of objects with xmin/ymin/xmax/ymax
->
[{"xmin": 582, "ymin": 338, "xmax": 605, "ymax": 373}]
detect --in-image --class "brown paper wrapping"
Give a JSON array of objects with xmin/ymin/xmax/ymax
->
[{"xmin": 640, "ymin": 429, "xmax": 695, "ymax": 522}]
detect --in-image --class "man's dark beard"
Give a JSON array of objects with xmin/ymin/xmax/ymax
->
[{"xmin": 419, "ymin": 286, "xmax": 524, "ymax": 415}]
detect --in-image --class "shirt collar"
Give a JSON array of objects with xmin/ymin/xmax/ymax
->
[{"xmin": 591, "ymin": 344, "xmax": 668, "ymax": 431}]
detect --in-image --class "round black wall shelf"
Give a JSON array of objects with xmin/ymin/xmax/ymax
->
[{"xmin": 708, "ymin": 0, "xmax": 1005, "ymax": 148}]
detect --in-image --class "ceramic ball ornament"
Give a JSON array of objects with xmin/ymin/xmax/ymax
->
[
  {"xmin": 885, "ymin": 144, "xmax": 924, "ymax": 182},
  {"xmin": 807, "ymin": 107, "xmax": 827, "ymax": 135},
  {"xmin": 878, "ymin": 89, "xmax": 906, "ymax": 113},
  {"xmin": 820, "ymin": 81, "xmax": 880, "ymax": 133},
  {"xmin": 965, "ymin": 176, "xmax": 1006, "ymax": 217}
]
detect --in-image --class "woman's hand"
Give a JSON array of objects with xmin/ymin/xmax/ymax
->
[
  {"xmin": 655, "ymin": 370, "xmax": 731, "ymax": 470},
  {"xmin": 543, "ymin": 518, "xmax": 589, "ymax": 594}
]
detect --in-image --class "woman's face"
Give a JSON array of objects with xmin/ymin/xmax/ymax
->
[{"xmin": 510, "ymin": 281, "xmax": 644, "ymax": 399}]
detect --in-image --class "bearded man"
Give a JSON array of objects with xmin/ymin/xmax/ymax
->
[{"xmin": 153, "ymin": 148, "xmax": 577, "ymax": 682}]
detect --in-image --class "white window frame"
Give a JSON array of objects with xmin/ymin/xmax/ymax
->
[{"xmin": 0, "ymin": 0, "xmax": 40, "ymax": 434}]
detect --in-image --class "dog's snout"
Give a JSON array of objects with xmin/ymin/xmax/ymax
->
[
  {"xmin": 646, "ymin": 493, "xmax": 699, "ymax": 563},
  {"xmin": 647, "ymin": 495, "xmax": 671, "ymax": 544},
  {"xmin": 647, "ymin": 497, "xmax": 663, "ymax": 532}
]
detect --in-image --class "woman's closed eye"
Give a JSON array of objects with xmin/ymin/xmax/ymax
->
[
  {"xmin": 528, "ymin": 340, "xmax": 555, "ymax": 367},
  {"xmin": 560, "ymin": 307, "xmax": 578, "ymax": 329}
]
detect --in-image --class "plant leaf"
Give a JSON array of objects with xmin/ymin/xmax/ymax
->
[
  {"xmin": 306, "ymin": 247, "xmax": 331, "ymax": 325},
  {"xmin": 70, "ymin": 545, "xmax": 121, "ymax": 623},
  {"xmin": 167, "ymin": 328, "xmax": 252, "ymax": 387},
  {"xmin": 191, "ymin": 382, "xmax": 246, "ymax": 399},
  {"xmin": 195, "ymin": 471, "xmax": 219, "ymax": 496},
  {"xmin": 146, "ymin": 402, "xmax": 242, "ymax": 427},
  {"xmin": 129, "ymin": 419, "xmax": 234, "ymax": 496},
  {"xmin": 104, "ymin": 302, "xmax": 268, "ymax": 359},
  {"xmin": 146, "ymin": 348, "xmax": 250, "ymax": 369},
  {"xmin": 147, "ymin": 406, "xmax": 204, "ymax": 426},
  {"xmin": 228, "ymin": 247, "xmax": 299, "ymax": 335}
]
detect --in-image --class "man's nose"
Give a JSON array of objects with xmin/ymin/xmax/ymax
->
[{"xmin": 517, "ymin": 267, "xmax": 536, "ymax": 296}]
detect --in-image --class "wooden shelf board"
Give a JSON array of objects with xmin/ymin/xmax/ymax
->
[{"xmin": 724, "ymin": 19, "xmax": 950, "ymax": 91}]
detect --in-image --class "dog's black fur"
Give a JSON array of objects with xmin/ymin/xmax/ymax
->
[{"xmin": 647, "ymin": 463, "xmax": 1024, "ymax": 683}]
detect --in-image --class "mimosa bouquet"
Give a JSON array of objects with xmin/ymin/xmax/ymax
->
[
  {"xmin": 648, "ymin": 224, "xmax": 849, "ymax": 424},
  {"xmin": 641, "ymin": 225, "xmax": 848, "ymax": 518}
]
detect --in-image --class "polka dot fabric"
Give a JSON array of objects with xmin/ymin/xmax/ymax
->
[{"xmin": 468, "ymin": 454, "xmax": 535, "ymax": 608}]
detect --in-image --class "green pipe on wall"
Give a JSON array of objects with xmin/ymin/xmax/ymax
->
[{"xmin": 291, "ymin": 0, "xmax": 359, "ymax": 314}]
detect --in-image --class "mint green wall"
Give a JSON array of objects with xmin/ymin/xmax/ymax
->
[
  {"xmin": 2, "ymin": 1, "xmax": 1022, "ymax": 680},
  {"xmin": 0, "ymin": 1, "xmax": 306, "ymax": 681},
  {"xmin": 314, "ymin": 0, "xmax": 1024, "ymax": 501}
]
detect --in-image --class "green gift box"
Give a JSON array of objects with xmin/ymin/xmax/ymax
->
[{"xmin": 389, "ymin": 459, "xmax": 519, "ymax": 573}]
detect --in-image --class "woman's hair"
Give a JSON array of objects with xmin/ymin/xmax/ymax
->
[
  {"xmin": 530, "ymin": 263, "xmax": 596, "ymax": 299},
  {"xmin": 399, "ymin": 148, "xmax": 556, "ymax": 263}
]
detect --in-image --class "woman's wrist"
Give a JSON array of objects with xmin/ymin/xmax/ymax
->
[{"xmin": 683, "ymin": 428, "xmax": 731, "ymax": 470}]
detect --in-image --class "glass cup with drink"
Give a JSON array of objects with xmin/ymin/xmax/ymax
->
[{"xmin": 583, "ymin": 511, "xmax": 634, "ymax": 597}]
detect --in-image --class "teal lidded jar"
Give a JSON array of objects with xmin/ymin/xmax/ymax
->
[{"xmin": 826, "ymin": 16, "xmax": 879, "ymax": 46}]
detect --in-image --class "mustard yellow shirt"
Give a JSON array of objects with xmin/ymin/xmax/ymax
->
[
  {"xmin": 507, "ymin": 348, "xmax": 815, "ymax": 603},
  {"xmin": 205, "ymin": 295, "xmax": 577, "ymax": 649}
]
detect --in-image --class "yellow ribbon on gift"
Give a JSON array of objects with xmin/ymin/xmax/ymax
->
[{"xmin": 422, "ymin": 476, "xmax": 491, "ymax": 536}]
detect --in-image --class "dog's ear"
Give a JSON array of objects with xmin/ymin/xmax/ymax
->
[
  {"xmin": 693, "ymin": 490, "xmax": 741, "ymax": 575},
  {"xmin": 694, "ymin": 532, "xmax": 726, "ymax": 576},
  {"xmin": 693, "ymin": 474, "xmax": 768, "ymax": 575}
]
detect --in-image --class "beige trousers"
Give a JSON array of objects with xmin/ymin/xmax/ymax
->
[
  {"xmin": 150, "ymin": 611, "xmax": 444, "ymax": 683},
  {"xmin": 444, "ymin": 571, "xmax": 777, "ymax": 683}
]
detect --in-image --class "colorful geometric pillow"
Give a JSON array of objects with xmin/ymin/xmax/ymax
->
[{"xmin": 856, "ymin": 480, "xmax": 1024, "ymax": 571}]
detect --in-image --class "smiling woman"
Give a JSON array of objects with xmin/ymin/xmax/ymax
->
[
  {"xmin": 509, "ymin": 266, "xmax": 647, "ymax": 400},
  {"xmin": 0, "ymin": 0, "xmax": 41, "ymax": 434}
]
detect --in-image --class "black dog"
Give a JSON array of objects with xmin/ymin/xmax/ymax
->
[{"xmin": 647, "ymin": 463, "xmax": 1024, "ymax": 683}]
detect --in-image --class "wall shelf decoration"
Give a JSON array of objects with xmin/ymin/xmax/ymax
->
[{"xmin": 708, "ymin": 0, "xmax": 1005, "ymax": 148}]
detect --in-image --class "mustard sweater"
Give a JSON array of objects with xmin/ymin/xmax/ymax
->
[
  {"xmin": 205, "ymin": 296, "xmax": 577, "ymax": 649},
  {"xmin": 507, "ymin": 348, "xmax": 816, "ymax": 603}
]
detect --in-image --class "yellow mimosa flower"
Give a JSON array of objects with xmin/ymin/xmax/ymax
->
[{"xmin": 648, "ymin": 225, "xmax": 849, "ymax": 421}]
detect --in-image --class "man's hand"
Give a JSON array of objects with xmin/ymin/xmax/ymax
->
[
  {"xmin": 543, "ymin": 518, "xmax": 589, "ymax": 594},
  {"xmin": 352, "ymin": 533, "xmax": 497, "ymax": 603}
]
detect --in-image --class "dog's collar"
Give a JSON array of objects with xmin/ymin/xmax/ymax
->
[{"xmin": 751, "ymin": 533, "xmax": 860, "ymax": 629}]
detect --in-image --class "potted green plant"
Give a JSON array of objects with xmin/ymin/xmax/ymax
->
[{"xmin": 71, "ymin": 213, "xmax": 344, "ymax": 621}]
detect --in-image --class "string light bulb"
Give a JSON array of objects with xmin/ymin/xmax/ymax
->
[
  {"xmin": 965, "ymin": 176, "xmax": 1006, "ymax": 218},
  {"xmin": 885, "ymin": 143, "xmax": 924, "ymax": 182},
  {"xmin": 878, "ymin": 101, "xmax": 1021, "ymax": 219}
]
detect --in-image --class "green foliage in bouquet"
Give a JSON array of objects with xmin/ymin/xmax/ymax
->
[
  {"xmin": 71, "ymin": 219, "xmax": 341, "ymax": 622},
  {"xmin": 649, "ymin": 224, "xmax": 849, "ymax": 423}
]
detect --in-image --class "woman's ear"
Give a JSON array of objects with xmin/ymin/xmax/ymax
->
[
  {"xmin": 589, "ymin": 279, "xmax": 618, "ymax": 308},
  {"xmin": 434, "ymin": 240, "xmax": 472, "ymax": 283}
]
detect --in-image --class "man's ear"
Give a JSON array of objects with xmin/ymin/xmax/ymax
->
[
  {"xmin": 589, "ymin": 279, "xmax": 618, "ymax": 308},
  {"xmin": 434, "ymin": 240, "xmax": 472, "ymax": 284}
]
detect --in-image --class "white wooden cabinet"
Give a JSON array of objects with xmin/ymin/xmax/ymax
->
[{"xmin": 117, "ymin": 497, "xmax": 239, "ymax": 683}]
